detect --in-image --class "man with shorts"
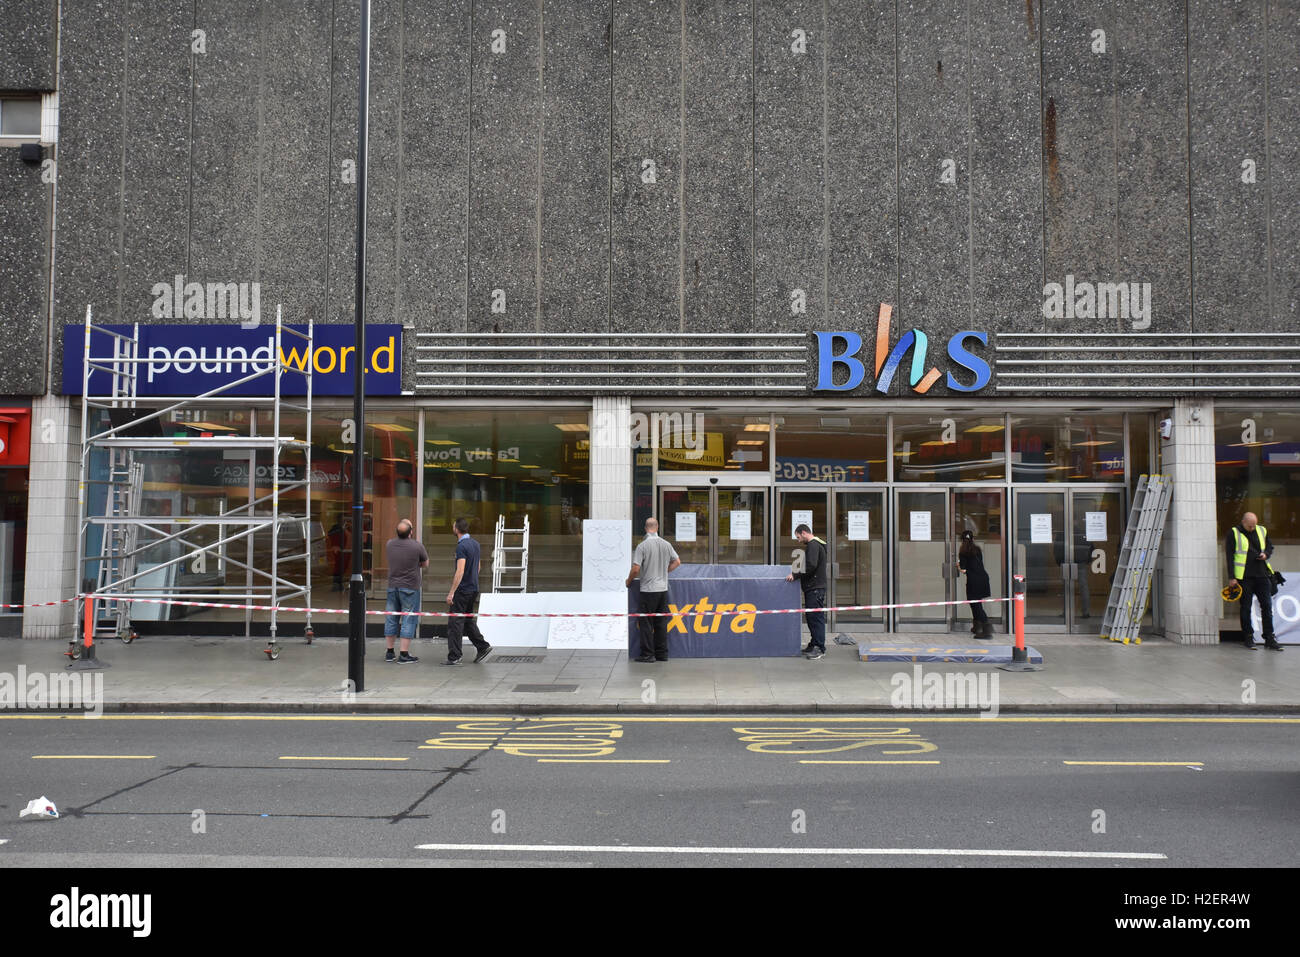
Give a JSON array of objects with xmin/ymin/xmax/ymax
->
[{"xmin": 384, "ymin": 519, "xmax": 428, "ymax": 663}]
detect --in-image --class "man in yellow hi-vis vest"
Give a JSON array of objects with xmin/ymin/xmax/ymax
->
[{"xmin": 1226, "ymin": 512, "xmax": 1282, "ymax": 651}]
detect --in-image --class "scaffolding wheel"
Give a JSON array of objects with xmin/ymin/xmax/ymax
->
[
  {"xmin": 64, "ymin": 643, "xmax": 80, "ymax": 661},
  {"xmin": 304, "ymin": 627, "xmax": 315, "ymax": 645},
  {"xmin": 121, "ymin": 629, "xmax": 137, "ymax": 644},
  {"xmin": 264, "ymin": 643, "xmax": 280, "ymax": 661}
]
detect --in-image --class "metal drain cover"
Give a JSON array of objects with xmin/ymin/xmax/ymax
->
[
  {"xmin": 512, "ymin": 683, "xmax": 579, "ymax": 693},
  {"xmin": 495, "ymin": 655, "xmax": 545, "ymax": 663}
]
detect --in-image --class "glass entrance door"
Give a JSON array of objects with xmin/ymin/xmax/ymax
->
[
  {"xmin": 1013, "ymin": 488, "xmax": 1126, "ymax": 632},
  {"xmin": 833, "ymin": 491, "xmax": 886, "ymax": 629},
  {"xmin": 1068, "ymin": 489, "xmax": 1125, "ymax": 633},
  {"xmin": 1013, "ymin": 490, "xmax": 1067, "ymax": 629},
  {"xmin": 658, "ymin": 486, "xmax": 768, "ymax": 564},
  {"xmin": 894, "ymin": 489, "xmax": 949, "ymax": 630},
  {"xmin": 894, "ymin": 488, "xmax": 1005, "ymax": 632},
  {"xmin": 952, "ymin": 489, "xmax": 1006, "ymax": 634},
  {"xmin": 776, "ymin": 489, "xmax": 887, "ymax": 631}
]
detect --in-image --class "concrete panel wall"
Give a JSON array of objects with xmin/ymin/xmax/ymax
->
[
  {"xmin": 611, "ymin": 0, "xmax": 680, "ymax": 334},
  {"xmin": 894, "ymin": 0, "xmax": 971, "ymax": 395},
  {"xmin": 1268, "ymin": 0, "xmax": 1300, "ymax": 332},
  {"xmin": 0, "ymin": 158, "xmax": 50, "ymax": 394},
  {"xmin": 754, "ymin": 1, "xmax": 818, "ymax": 337},
  {"xmin": 541, "ymin": 2, "xmax": 611, "ymax": 332},
  {"xmin": 3, "ymin": 0, "xmax": 1297, "ymax": 397},
  {"xmin": 0, "ymin": 0, "xmax": 57, "ymax": 91},
  {"xmin": 468, "ymin": 0, "xmax": 541, "ymax": 335},
  {"xmin": 684, "ymin": 0, "xmax": 752, "ymax": 335},
  {"xmin": 1189, "ymin": 0, "xmax": 1268, "ymax": 336}
]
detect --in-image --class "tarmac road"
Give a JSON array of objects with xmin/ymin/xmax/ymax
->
[{"xmin": 1, "ymin": 713, "xmax": 1297, "ymax": 868}]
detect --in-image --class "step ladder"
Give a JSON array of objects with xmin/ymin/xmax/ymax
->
[
  {"xmin": 1099, "ymin": 474, "xmax": 1173, "ymax": 645},
  {"xmin": 491, "ymin": 514, "xmax": 530, "ymax": 593},
  {"xmin": 93, "ymin": 447, "xmax": 144, "ymax": 639}
]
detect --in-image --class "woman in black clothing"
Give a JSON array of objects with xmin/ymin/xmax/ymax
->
[{"xmin": 958, "ymin": 530, "xmax": 992, "ymax": 638}]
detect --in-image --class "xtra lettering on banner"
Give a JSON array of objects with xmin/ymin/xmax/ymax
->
[
  {"xmin": 1251, "ymin": 572, "xmax": 1300, "ymax": 644},
  {"xmin": 62, "ymin": 324, "xmax": 402, "ymax": 396},
  {"xmin": 627, "ymin": 564, "xmax": 801, "ymax": 658}
]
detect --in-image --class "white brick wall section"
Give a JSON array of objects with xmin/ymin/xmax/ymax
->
[
  {"xmin": 1160, "ymin": 398, "xmax": 1220, "ymax": 645},
  {"xmin": 23, "ymin": 395, "xmax": 81, "ymax": 638},
  {"xmin": 589, "ymin": 397, "xmax": 631, "ymax": 522}
]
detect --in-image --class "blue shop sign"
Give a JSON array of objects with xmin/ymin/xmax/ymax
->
[{"xmin": 62, "ymin": 323, "xmax": 402, "ymax": 397}]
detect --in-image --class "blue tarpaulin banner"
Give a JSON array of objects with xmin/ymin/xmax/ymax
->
[
  {"xmin": 62, "ymin": 323, "xmax": 402, "ymax": 396},
  {"xmin": 628, "ymin": 564, "xmax": 802, "ymax": 658}
]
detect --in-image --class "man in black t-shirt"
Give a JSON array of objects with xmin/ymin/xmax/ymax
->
[
  {"xmin": 444, "ymin": 517, "xmax": 492, "ymax": 664},
  {"xmin": 787, "ymin": 523, "xmax": 828, "ymax": 659}
]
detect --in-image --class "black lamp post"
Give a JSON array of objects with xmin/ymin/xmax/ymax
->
[{"xmin": 348, "ymin": 0, "xmax": 372, "ymax": 692}]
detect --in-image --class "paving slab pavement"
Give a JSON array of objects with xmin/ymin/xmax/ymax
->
[{"xmin": 0, "ymin": 633, "xmax": 1294, "ymax": 713}]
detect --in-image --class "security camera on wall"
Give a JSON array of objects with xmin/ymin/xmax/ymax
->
[{"xmin": 1159, "ymin": 418, "xmax": 1173, "ymax": 440}]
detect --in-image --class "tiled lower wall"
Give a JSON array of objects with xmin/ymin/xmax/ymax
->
[
  {"xmin": 1160, "ymin": 399, "xmax": 1221, "ymax": 645},
  {"xmin": 23, "ymin": 394, "xmax": 81, "ymax": 638}
]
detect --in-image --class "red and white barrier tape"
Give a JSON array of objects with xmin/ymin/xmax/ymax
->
[
  {"xmin": 0, "ymin": 598, "xmax": 81, "ymax": 609},
  {"xmin": 67, "ymin": 593, "xmax": 1019, "ymax": 619}
]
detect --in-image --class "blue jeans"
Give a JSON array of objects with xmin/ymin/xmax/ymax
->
[{"xmin": 385, "ymin": 587, "xmax": 420, "ymax": 639}]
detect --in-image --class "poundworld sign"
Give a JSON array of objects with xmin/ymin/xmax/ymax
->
[{"xmin": 62, "ymin": 323, "xmax": 402, "ymax": 396}]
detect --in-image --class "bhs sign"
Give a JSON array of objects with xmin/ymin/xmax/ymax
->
[{"xmin": 814, "ymin": 304, "xmax": 990, "ymax": 393}]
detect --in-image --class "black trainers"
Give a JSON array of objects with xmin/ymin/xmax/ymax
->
[
  {"xmin": 442, "ymin": 657, "xmax": 461, "ymax": 666},
  {"xmin": 1243, "ymin": 640, "xmax": 1258, "ymax": 650},
  {"xmin": 805, "ymin": 648, "xmax": 825, "ymax": 659},
  {"xmin": 1265, "ymin": 641, "xmax": 1284, "ymax": 652},
  {"xmin": 397, "ymin": 652, "xmax": 419, "ymax": 663},
  {"xmin": 801, "ymin": 642, "xmax": 815, "ymax": 654},
  {"xmin": 385, "ymin": 649, "xmax": 396, "ymax": 662},
  {"xmin": 634, "ymin": 654, "xmax": 656, "ymax": 663},
  {"xmin": 474, "ymin": 644, "xmax": 493, "ymax": 663}
]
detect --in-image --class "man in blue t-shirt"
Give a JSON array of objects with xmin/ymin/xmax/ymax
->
[{"xmin": 444, "ymin": 517, "xmax": 491, "ymax": 664}]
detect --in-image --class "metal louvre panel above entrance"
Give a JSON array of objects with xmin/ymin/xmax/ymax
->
[
  {"xmin": 994, "ymin": 333, "xmax": 1300, "ymax": 394},
  {"xmin": 415, "ymin": 332, "xmax": 809, "ymax": 394}
]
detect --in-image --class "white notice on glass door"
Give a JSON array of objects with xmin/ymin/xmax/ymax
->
[
  {"xmin": 675, "ymin": 512, "xmax": 697, "ymax": 543},
  {"xmin": 730, "ymin": 510, "xmax": 751, "ymax": 541},
  {"xmin": 791, "ymin": 509, "xmax": 814, "ymax": 539},
  {"xmin": 1030, "ymin": 513, "xmax": 1053, "ymax": 544},
  {"xmin": 910, "ymin": 511, "xmax": 932, "ymax": 541},
  {"xmin": 846, "ymin": 511, "xmax": 870, "ymax": 541},
  {"xmin": 1085, "ymin": 511, "xmax": 1107, "ymax": 542}
]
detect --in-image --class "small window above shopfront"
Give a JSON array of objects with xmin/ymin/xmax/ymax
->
[
  {"xmin": 657, "ymin": 413, "xmax": 770, "ymax": 473},
  {"xmin": 774, "ymin": 413, "xmax": 886, "ymax": 483},
  {"xmin": 893, "ymin": 414, "xmax": 1006, "ymax": 483},
  {"xmin": 1009, "ymin": 414, "xmax": 1125, "ymax": 483}
]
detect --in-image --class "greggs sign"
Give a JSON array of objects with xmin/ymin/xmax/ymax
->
[
  {"xmin": 814, "ymin": 304, "xmax": 990, "ymax": 393},
  {"xmin": 63, "ymin": 323, "xmax": 402, "ymax": 396}
]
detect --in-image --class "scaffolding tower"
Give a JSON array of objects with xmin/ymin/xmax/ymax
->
[{"xmin": 75, "ymin": 305, "xmax": 314, "ymax": 659}]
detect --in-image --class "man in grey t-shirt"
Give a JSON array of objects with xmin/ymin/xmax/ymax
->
[
  {"xmin": 625, "ymin": 517, "xmax": 681, "ymax": 662},
  {"xmin": 384, "ymin": 519, "xmax": 428, "ymax": 663}
]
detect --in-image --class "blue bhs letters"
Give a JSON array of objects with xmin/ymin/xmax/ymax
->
[{"xmin": 813, "ymin": 330, "xmax": 991, "ymax": 393}]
